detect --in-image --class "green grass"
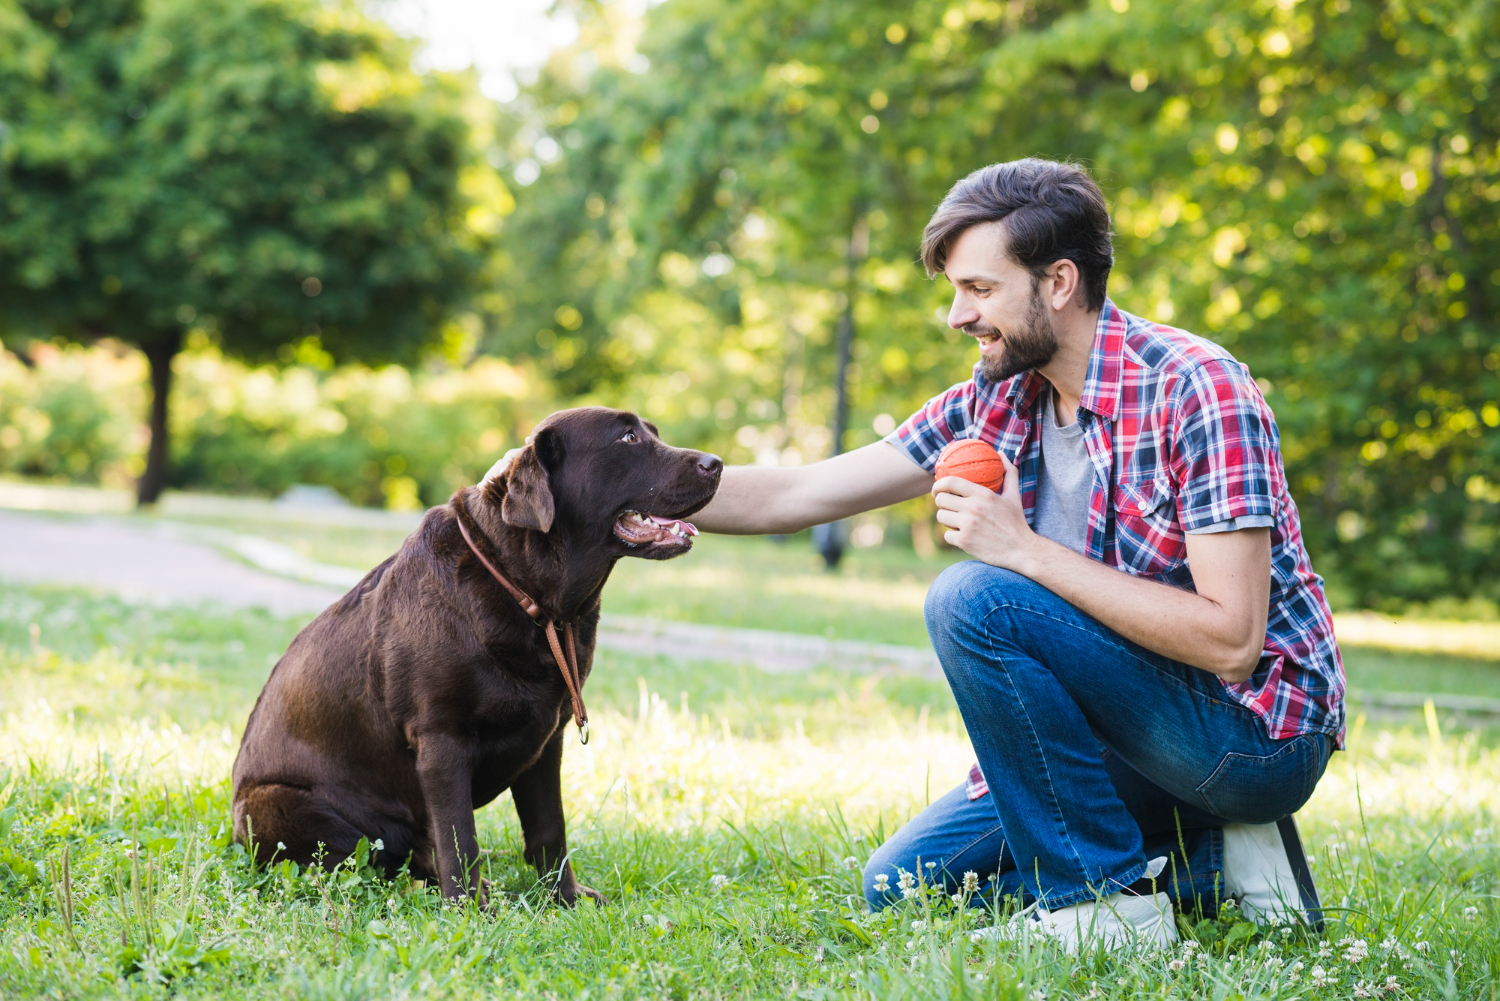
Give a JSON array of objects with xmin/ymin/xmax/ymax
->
[{"xmin": 1, "ymin": 583, "xmax": 1498, "ymax": 999}]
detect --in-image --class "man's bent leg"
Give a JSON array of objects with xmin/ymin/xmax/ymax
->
[
  {"xmin": 862, "ymin": 783, "xmax": 1018, "ymax": 911},
  {"xmin": 924, "ymin": 562, "xmax": 1328, "ymax": 911}
]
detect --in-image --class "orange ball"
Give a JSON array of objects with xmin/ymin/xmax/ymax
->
[{"xmin": 934, "ymin": 438, "xmax": 1005, "ymax": 491}]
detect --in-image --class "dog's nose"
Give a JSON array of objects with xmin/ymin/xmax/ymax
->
[{"xmin": 697, "ymin": 453, "xmax": 723, "ymax": 477}]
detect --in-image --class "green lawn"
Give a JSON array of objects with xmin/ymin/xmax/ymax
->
[{"xmin": 1, "ymin": 582, "xmax": 1497, "ymax": 999}]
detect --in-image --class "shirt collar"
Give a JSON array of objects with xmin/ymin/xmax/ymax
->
[
  {"xmin": 1078, "ymin": 299, "xmax": 1125, "ymax": 421},
  {"xmin": 1001, "ymin": 298, "xmax": 1125, "ymax": 422}
]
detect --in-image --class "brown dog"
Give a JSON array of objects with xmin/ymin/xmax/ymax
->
[{"xmin": 230, "ymin": 407, "xmax": 721, "ymax": 903}]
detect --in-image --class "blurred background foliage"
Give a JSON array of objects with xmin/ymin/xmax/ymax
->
[{"xmin": 1, "ymin": 0, "xmax": 1497, "ymax": 612}]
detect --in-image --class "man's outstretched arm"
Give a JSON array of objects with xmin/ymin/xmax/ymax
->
[{"xmin": 692, "ymin": 441, "xmax": 933, "ymax": 535}]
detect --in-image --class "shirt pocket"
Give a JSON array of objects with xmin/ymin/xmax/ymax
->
[{"xmin": 1113, "ymin": 477, "xmax": 1187, "ymax": 577}]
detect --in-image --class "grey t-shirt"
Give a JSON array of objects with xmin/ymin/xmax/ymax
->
[
  {"xmin": 1033, "ymin": 387, "xmax": 1274, "ymax": 554},
  {"xmin": 1034, "ymin": 390, "xmax": 1092, "ymax": 554}
]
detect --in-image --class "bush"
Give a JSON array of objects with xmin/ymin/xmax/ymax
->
[
  {"xmin": 0, "ymin": 341, "xmax": 147, "ymax": 487},
  {"xmin": 0, "ymin": 339, "xmax": 553, "ymax": 508}
]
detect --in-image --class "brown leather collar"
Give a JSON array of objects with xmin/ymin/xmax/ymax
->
[{"xmin": 455, "ymin": 512, "xmax": 589, "ymax": 745}]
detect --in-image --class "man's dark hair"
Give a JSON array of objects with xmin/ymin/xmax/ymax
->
[{"xmin": 920, "ymin": 158, "xmax": 1114, "ymax": 312}]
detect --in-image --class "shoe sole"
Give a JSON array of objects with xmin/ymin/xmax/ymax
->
[{"xmin": 1275, "ymin": 816, "xmax": 1324, "ymax": 932}]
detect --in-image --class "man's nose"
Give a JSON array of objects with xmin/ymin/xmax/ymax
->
[{"xmin": 947, "ymin": 291, "xmax": 978, "ymax": 330}]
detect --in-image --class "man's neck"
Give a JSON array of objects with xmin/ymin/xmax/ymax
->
[{"xmin": 1037, "ymin": 305, "xmax": 1101, "ymax": 425}]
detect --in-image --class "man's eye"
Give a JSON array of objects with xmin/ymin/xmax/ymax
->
[{"xmin": 621, "ymin": 431, "xmax": 639, "ymax": 444}]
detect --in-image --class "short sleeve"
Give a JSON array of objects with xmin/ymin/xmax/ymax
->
[
  {"xmin": 885, "ymin": 380, "xmax": 977, "ymax": 471},
  {"xmin": 1170, "ymin": 360, "xmax": 1278, "ymax": 532}
]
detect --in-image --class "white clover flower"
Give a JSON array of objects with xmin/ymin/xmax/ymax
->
[
  {"xmin": 277, "ymin": 841, "xmax": 287, "ymax": 850},
  {"xmin": 897, "ymin": 869, "xmax": 916, "ymax": 891},
  {"xmin": 373, "ymin": 839, "xmax": 384, "ymax": 851},
  {"xmin": 1380, "ymin": 937, "xmax": 1397, "ymax": 951},
  {"xmin": 1310, "ymin": 966, "xmax": 1330, "ymax": 987},
  {"xmin": 1291, "ymin": 961, "xmax": 1305, "ymax": 973},
  {"xmin": 1353, "ymin": 981, "xmax": 1373, "ymax": 998},
  {"xmin": 1463, "ymin": 905, "xmax": 1478, "ymax": 917},
  {"xmin": 1384, "ymin": 975, "xmax": 1399, "ymax": 992},
  {"xmin": 1319, "ymin": 941, "xmax": 1334, "ymax": 958},
  {"xmin": 842, "ymin": 856, "xmax": 860, "ymax": 871},
  {"xmin": 1028, "ymin": 988, "xmax": 1046, "ymax": 1001},
  {"xmin": 1168, "ymin": 959, "xmax": 1185, "ymax": 972},
  {"xmin": 962, "ymin": 870, "xmax": 980, "ymax": 894},
  {"xmin": 709, "ymin": 874, "xmax": 730, "ymax": 890},
  {"xmin": 1414, "ymin": 940, "xmax": 1431, "ymax": 954},
  {"xmin": 813, "ymin": 946, "xmax": 825, "ymax": 963},
  {"xmin": 1183, "ymin": 939, "xmax": 1200, "ymax": 953},
  {"xmin": 951, "ymin": 893, "xmax": 964, "ymax": 904},
  {"xmin": 873, "ymin": 873, "xmax": 890, "ymax": 892},
  {"xmin": 910, "ymin": 919, "xmax": 927, "ymax": 931},
  {"xmin": 901, "ymin": 887, "xmax": 920, "ymax": 900},
  {"xmin": 1344, "ymin": 939, "xmax": 1370, "ymax": 962}
]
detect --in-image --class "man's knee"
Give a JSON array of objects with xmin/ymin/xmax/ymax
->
[{"xmin": 924, "ymin": 561, "xmax": 1047, "ymax": 649}]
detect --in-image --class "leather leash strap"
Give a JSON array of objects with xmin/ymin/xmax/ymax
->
[{"xmin": 455, "ymin": 514, "xmax": 590, "ymax": 744}]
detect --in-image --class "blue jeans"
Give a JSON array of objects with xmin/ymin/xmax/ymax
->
[{"xmin": 864, "ymin": 562, "xmax": 1331, "ymax": 912}]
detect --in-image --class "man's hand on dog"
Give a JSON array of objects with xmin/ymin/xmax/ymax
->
[{"xmin": 933, "ymin": 451, "xmax": 1042, "ymax": 572}]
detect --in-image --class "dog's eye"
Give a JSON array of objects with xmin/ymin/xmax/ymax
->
[{"xmin": 620, "ymin": 431, "xmax": 639, "ymax": 444}]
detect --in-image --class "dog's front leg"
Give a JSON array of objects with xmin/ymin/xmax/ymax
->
[
  {"xmin": 511, "ymin": 729, "xmax": 605, "ymax": 906},
  {"xmin": 415, "ymin": 732, "xmax": 483, "ymax": 901}
]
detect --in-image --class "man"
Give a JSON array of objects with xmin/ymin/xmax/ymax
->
[{"xmin": 690, "ymin": 158, "xmax": 1344, "ymax": 950}]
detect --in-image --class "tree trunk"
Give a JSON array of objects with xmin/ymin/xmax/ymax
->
[
  {"xmin": 813, "ymin": 211, "xmax": 869, "ymax": 571},
  {"xmin": 136, "ymin": 332, "xmax": 182, "ymax": 506}
]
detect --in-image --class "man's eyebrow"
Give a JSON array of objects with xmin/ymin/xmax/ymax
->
[{"xmin": 948, "ymin": 273, "xmax": 1005, "ymax": 287}]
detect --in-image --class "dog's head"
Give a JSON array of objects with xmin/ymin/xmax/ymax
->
[{"xmin": 492, "ymin": 407, "xmax": 721, "ymax": 560}]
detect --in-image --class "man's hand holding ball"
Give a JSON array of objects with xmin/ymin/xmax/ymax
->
[{"xmin": 931, "ymin": 439, "xmax": 1037, "ymax": 573}]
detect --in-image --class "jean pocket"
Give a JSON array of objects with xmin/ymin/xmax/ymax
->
[{"xmin": 1194, "ymin": 734, "xmax": 1329, "ymax": 823}]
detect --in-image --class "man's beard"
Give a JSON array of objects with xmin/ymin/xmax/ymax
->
[{"xmin": 967, "ymin": 284, "xmax": 1059, "ymax": 382}]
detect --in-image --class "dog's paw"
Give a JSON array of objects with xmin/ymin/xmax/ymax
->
[{"xmin": 556, "ymin": 882, "xmax": 607, "ymax": 907}]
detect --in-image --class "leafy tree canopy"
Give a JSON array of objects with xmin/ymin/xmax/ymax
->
[
  {"xmin": 0, "ymin": 0, "xmax": 510, "ymax": 499},
  {"xmin": 496, "ymin": 0, "xmax": 1498, "ymax": 607}
]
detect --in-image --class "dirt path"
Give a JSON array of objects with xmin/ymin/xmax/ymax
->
[
  {"xmin": 0, "ymin": 507, "xmax": 942, "ymax": 676},
  {"xmin": 0, "ymin": 509, "xmax": 344, "ymax": 616}
]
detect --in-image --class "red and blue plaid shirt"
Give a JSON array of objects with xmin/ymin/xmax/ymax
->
[{"xmin": 889, "ymin": 300, "xmax": 1345, "ymax": 798}]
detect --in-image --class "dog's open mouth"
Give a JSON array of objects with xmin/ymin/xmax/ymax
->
[{"xmin": 613, "ymin": 511, "xmax": 701, "ymax": 549}]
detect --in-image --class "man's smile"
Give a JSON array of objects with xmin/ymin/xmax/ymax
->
[{"xmin": 963, "ymin": 322, "xmax": 1004, "ymax": 354}]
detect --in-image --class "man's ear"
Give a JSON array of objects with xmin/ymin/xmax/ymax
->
[{"xmin": 501, "ymin": 428, "xmax": 560, "ymax": 532}]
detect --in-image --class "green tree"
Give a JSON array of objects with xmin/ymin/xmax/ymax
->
[
  {"xmin": 0, "ymin": 0, "xmax": 508, "ymax": 502},
  {"xmin": 498, "ymin": 0, "xmax": 1498, "ymax": 605}
]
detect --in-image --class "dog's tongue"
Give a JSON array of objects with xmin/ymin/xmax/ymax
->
[
  {"xmin": 647, "ymin": 514, "xmax": 698, "ymax": 537},
  {"xmin": 614, "ymin": 511, "xmax": 700, "ymax": 544}
]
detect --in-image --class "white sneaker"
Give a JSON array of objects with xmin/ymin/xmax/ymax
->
[
  {"xmin": 1036, "ymin": 889, "xmax": 1179, "ymax": 954},
  {"xmin": 1222, "ymin": 817, "xmax": 1323, "ymax": 929}
]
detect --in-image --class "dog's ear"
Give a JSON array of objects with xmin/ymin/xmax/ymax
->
[{"xmin": 501, "ymin": 428, "xmax": 560, "ymax": 532}]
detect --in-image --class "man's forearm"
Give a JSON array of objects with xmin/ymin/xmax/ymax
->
[
  {"xmin": 1013, "ymin": 538, "xmax": 1266, "ymax": 681},
  {"xmin": 693, "ymin": 441, "xmax": 932, "ymax": 535}
]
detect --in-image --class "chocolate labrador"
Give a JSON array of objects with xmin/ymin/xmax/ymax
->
[{"xmin": 230, "ymin": 407, "xmax": 721, "ymax": 904}]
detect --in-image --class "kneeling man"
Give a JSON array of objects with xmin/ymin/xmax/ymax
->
[{"xmin": 692, "ymin": 158, "xmax": 1344, "ymax": 950}]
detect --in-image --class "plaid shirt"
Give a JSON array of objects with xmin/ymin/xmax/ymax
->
[{"xmin": 888, "ymin": 301, "xmax": 1345, "ymax": 799}]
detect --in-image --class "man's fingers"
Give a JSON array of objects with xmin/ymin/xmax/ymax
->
[
  {"xmin": 931, "ymin": 475, "xmax": 984, "ymax": 500},
  {"xmin": 481, "ymin": 447, "xmax": 524, "ymax": 486}
]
